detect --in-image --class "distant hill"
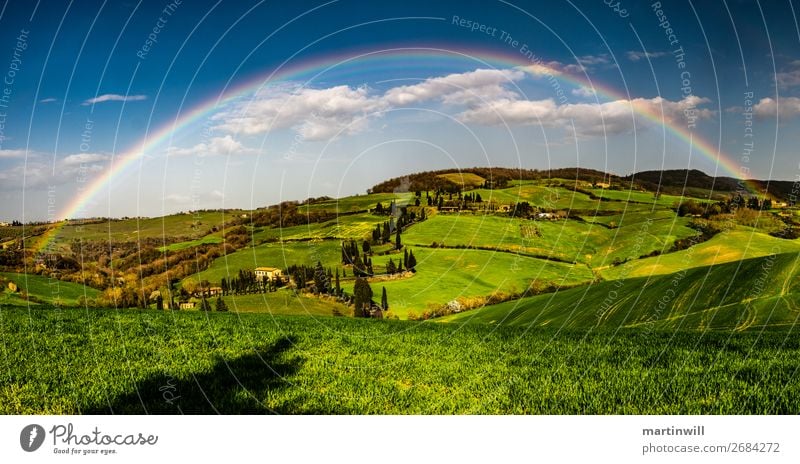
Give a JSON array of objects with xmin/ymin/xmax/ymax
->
[
  {"xmin": 626, "ymin": 169, "xmax": 796, "ymax": 200},
  {"xmin": 370, "ymin": 166, "xmax": 796, "ymax": 201},
  {"xmin": 370, "ymin": 167, "xmax": 615, "ymax": 193}
]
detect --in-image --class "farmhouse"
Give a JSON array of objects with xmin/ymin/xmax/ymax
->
[
  {"xmin": 179, "ymin": 301, "xmax": 196, "ymax": 310},
  {"xmin": 255, "ymin": 267, "xmax": 283, "ymax": 281}
]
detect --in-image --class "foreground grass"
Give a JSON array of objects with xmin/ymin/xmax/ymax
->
[{"xmin": 1, "ymin": 308, "xmax": 798, "ymax": 414}]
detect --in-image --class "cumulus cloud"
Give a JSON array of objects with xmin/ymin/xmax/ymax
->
[
  {"xmin": 753, "ymin": 97, "xmax": 800, "ymax": 119},
  {"xmin": 208, "ymin": 66, "xmax": 716, "ymax": 141},
  {"xmin": 0, "ymin": 151, "xmax": 109, "ymax": 191},
  {"xmin": 213, "ymin": 85, "xmax": 387, "ymax": 141},
  {"xmin": 0, "ymin": 149, "xmax": 31, "ymax": 159},
  {"xmin": 383, "ymin": 68, "xmax": 524, "ymax": 106},
  {"xmin": 82, "ymin": 94, "xmax": 147, "ymax": 105},
  {"xmin": 458, "ymin": 95, "xmax": 714, "ymax": 136},
  {"xmin": 626, "ymin": 51, "xmax": 668, "ymax": 62},
  {"xmin": 166, "ymin": 135, "xmax": 257, "ymax": 157},
  {"xmin": 61, "ymin": 153, "xmax": 109, "ymax": 165}
]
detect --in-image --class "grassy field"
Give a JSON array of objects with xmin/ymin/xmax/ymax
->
[
  {"xmin": 158, "ymin": 235, "xmax": 223, "ymax": 252},
  {"xmin": 1, "ymin": 308, "xmax": 798, "ymax": 414},
  {"xmin": 437, "ymin": 172, "xmax": 485, "ymax": 188},
  {"xmin": 403, "ymin": 213, "xmax": 697, "ymax": 267},
  {"xmin": 601, "ymin": 229, "xmax": 800, "ymax": 279},
  {"xmin": 28, "ymin": 212, "xmax": 237, "ymax": 254},
  {"xmin": 0, "ymin": 272, "xmax": 99, "ymax": 307},
  {"xmin": 249, "ymin": 213, "xmax": 386, "ymax": 244},
  {"xmin": 219, "ymin": 290, "xmax": 349, "ymax": 316},
  {"xmin": 587, "ymin": 188, "xmax": 712, "ymax": 207},
  {"xmin": 189, "ymin": 240, "xmax": 342, "ymax": 284},
  {"xmin": 443, "ymin": 253, "xmax": 800, "ymax": 330},
  {"xmin": 299, "ymin": 192, "xmax": 415, "ymax": 213},
  {"xmin": 343, "ymin": 247, "xmax": 594, "ymax": 317}
]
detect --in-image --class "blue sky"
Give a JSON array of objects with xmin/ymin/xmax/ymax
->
[{"xmin": 0, "ymin": 0, "xmax": 799, "ymax": 220}]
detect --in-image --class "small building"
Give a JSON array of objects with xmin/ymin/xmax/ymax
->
[
  {"xmin": 0, "ymin": 221, "xmax": 9, "ymax": 227},
  {"xmin": 255, "ymin": 267, "xmax": 283, "ymax": 282},
  {"xmin": 536, "ymin": 212, "xmax": 555, "ymax": 220},
  {"xmin": 594, "ymin": 182, "xmax": 611, "ymax": 189},
  {"xmin": 179, "ymin": 301, "xmax": 196, "ymax": 310},
  {"xmin": 193, "ymin": 287, "xmax": 223, "ymax": 297}
]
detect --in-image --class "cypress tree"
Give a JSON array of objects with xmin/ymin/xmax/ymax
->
[
  {"xmin": 407, "ymin": 249, "xmax": 417, "ymax": 271},
  {"xmin": 381, "ymin": 287, "xmax": 388, "ymax": 311}
]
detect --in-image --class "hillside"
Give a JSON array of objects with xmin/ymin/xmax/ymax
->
[
  {"xmin": 443, "ymin": 253, "xmax": 800, "ymax": 330},
  {"xmin": 627, "ymin": 169, "xmax": 797, "ymax": 200},
  {"xmin": 2, "ymin": 308, "xmax": 798, "ymax": 414},
  {"xmin": 1, "ymin": 166, "xmax": 797, "ymax": 321}
]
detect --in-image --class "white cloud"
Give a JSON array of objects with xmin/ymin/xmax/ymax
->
[
  {"xmin": 577, "ymin": 54, "xmax": 611, "ymax": 66},
  {"xmin": 777, "ymin": 70, "xmax": 800, "ymax": 89},
  {"xmin": 383, "ymin": 68, "xmax": 524, "ymax": 106},
  {"xmin": 0, "ymin": 149, "xmax": 31, "ymax": 159},
  {"xmin": 213, "ymin": 85, "xmax": 387, "ymax": 141},
  {"xmin": 38, "ymin": 97, "xmax": 58, "ymax": 104},
  {"xmin": 61, "ymin": 153, "xmax": 109, "ymax": 165},
  {"xmin": 517, "ymin": 61, "xmax": 566, "ymax": 77},
  {"xmin": 753, "ymin": 97, "xmax": 800, "ymax": 119},
  {"xmin": 0, "ymin": 152, "xmax": 109, "ymax": 191},
  {"xmin": 571, "ymin": 86, "xmax": 596, "ymax": 98},
  {"xmin": 82, "ymin": 94, "xmax": 147, "ymax": 105},
  {"xmin": 208, "ymin": 66, "xmax": 715, "ymax": 142},
  {"xmin": 458, "ymin": 95, "xmax": 714, "ymax": 136},
  {"xmin": 626, "ymin": 51, "xmax": 668, "ymax": 62},
  {"xmin": 166, "ymin": 135, "xmax": 258, "ymax": 157}
]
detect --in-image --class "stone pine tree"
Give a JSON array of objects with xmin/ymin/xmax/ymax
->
[
  {"xmin": 353, "ymin": 277, "xmax": 373, "ymax": 317},
  {"xmin": 381, "ymin": 287, "xmax": 388, "ymax": 311}
]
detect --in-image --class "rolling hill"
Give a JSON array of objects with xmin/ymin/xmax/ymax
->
[{"xmin": 443, "ymin": 252, "xmax": 800, "ymax": 330}]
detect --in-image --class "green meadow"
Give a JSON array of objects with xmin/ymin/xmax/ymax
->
[
  {"xmin": 4, "ymin": 168, "xmax": 800, "ymax": 415},
  {"xmin": 1, "ymin": 308, "xmax": 798, "ymax": 414},
  {"xmin": 443, "ymin": 253, "xmax": 800, "ymax": 331},
  {"xmin": 0, "ymin": 272, "xmax": 99, "ymax": 307},
  {"xmin": 343, "ymin": 247, "xmax": 594, "ymax": 318}
]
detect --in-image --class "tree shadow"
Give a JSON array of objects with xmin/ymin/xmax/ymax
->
[{"xmin": 84, "ymin": 336, "xmax": 304, "ymax": 414}]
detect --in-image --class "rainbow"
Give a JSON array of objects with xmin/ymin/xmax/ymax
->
[{"xmin": 35, "ymin": 46, "xmax": 759, "ymax": 253}]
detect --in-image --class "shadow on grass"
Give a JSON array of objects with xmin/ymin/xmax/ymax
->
[{"xmin": 85, "ymin": 336, "xmax": 305, "ymax": 414}]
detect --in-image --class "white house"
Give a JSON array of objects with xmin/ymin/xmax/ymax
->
[{"xmin": 255, "ymin": 267, "xmax": 283, "ymax": 282}]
